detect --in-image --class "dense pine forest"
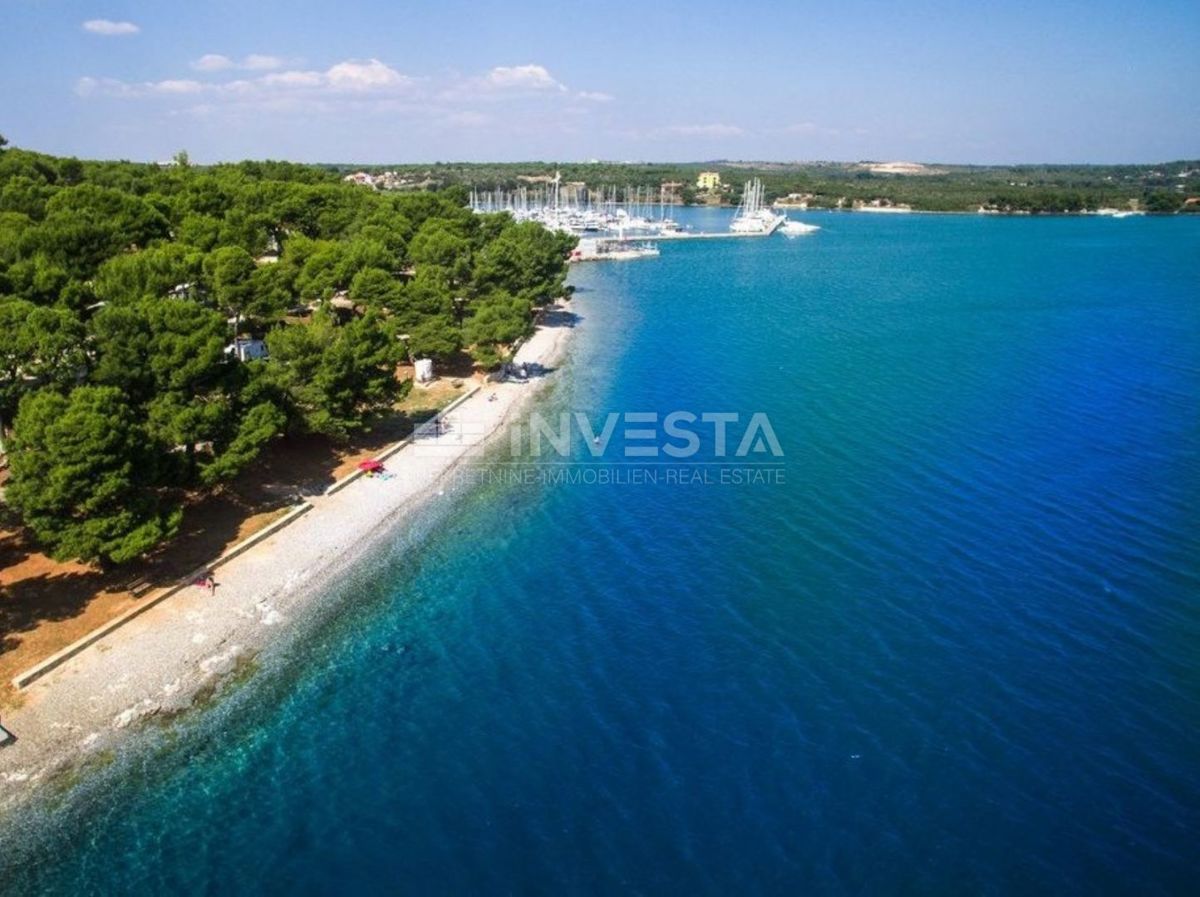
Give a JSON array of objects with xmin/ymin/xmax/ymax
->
[{"xmin": 0, "ymin": 139, "xmax": 574, "ymax": 566}]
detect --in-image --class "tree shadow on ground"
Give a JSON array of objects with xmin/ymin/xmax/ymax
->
[
  {"xmin": 540, "ymin": 306, "xmax": 582, "ymax": 330},
  {"xmin": 0, "ymin": 395, "xmax": 469, "ymax": 658},
  {"xmin": 0, "ymin": 528, "xmax": 118, "ymax": 650}
]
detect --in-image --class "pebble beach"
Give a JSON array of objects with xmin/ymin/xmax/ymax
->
[{"xmin": 0, "ymin": 303, "xmax": 577, "ymax": 816}]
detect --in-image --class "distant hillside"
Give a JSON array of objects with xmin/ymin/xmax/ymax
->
[{"xmin": 333, "ymin": 159, "xmax": 1200, "ymax": 214}]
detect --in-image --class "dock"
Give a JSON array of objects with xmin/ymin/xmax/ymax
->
[{"xmin": 610, "ymin": 227, "xmax": 779, "ymax": 243}]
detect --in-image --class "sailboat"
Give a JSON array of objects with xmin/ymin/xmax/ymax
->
[{"xmin": 730, "ymin": 179, "xmax": 785, "ymax": 235}]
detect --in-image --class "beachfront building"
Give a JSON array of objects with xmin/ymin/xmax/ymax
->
[
  {"xmin": 697, "ymin": 171, "xmax": 721, "ymax": 191},
  {"xmin": 167, "ymin": 281, "xmax": 199, "ymax": 300},
  {"xmin": 340, "ymin": 170, "xmax": 415, "ymax": 190},
  {"xmin": 225, "ymin": 338, "xmax": 268, "ymax": 362},
  {"xmin": 660, "ymin": 181, "xmax": 684, "ymax": 202}
]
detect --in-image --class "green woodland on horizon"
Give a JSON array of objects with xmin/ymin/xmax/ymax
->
[
  {"xmin": 0, "ymin": 138, "xmax": 574, "ymax": 567},
  {"xmin": 338, "ymin": 157, "xmax": 1199, "ymax": 214}
]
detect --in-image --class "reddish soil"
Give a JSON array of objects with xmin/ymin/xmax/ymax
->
[{"xmin": 0, "ymin": 378, "xmax": 474, "ymax": 709}]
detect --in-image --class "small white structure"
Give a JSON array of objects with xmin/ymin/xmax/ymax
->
[
  {"xmin": 329, "ymin": 290, "xmax": 356, "ymax": 311},
  {"xmin": 225, "ymin": 338, "xmax": 268, "ymax": 362},
  {"xmin": 414, "ymin": 358, "xmax": 434, "ymax": 383}
]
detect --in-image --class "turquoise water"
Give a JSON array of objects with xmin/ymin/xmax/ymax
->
[{"xmin": 4, "ymin": 211, "xmax": 1199, "ymax": 895}]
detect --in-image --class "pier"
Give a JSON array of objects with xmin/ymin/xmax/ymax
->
[{"xmin": 609, "ymin": 224, "xmax": 782, "ymax": 242}]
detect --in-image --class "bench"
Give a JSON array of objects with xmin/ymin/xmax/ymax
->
[{"xmin": 124, "ymin": 576, "xmax": 154, "ymax": 598}]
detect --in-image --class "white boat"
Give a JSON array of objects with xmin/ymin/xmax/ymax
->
[
  {"xmin": 731, "ymin": 179, "xmax": 785, "ymax": 235},
  {"xmin": 1096, "ymin": 208, "xmax": 1145, "ymax": 218},
  {"xmin": 570, "ymin": 239, "xmax": 660, "ymax": 262},
  {"xmin": 779, "ymin": 219, "xmax": 821, "ymax": 237}
]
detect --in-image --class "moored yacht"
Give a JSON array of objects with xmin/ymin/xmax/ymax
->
[{"xmin": 730, "ymin": 179, "xmax": 785, "ymax": 234}]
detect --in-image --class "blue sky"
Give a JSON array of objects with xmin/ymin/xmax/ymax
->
[{"xmin": 2, "ymin": 0, "xmax": 1197, "ymax": 164}]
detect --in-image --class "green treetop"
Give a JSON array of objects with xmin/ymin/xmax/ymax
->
[{"xmin": 6, "ymin": 386, "xmax": 181, "ymax": 565}]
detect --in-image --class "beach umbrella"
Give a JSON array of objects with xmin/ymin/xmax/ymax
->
[{"xmin": 358, "ymin": 459, "xmax": 384, "ymax": 472}]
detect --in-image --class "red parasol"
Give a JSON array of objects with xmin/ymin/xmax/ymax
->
[{"xmin": 358, "ymin": 459, "xmax": 384, "ymax": 472}]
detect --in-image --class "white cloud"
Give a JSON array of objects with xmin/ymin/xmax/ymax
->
[
  {"xmin": 77, "ymin": 77, "xmax": 206, "ymax": 98},
  {"xmin": 80, "ymin": 57, "xmax": 592, "ymax": 112},
  {"xmin": 82, "ymin": 19, "xmax": 139, "ymax": 36},
  {"xmin": 260, "ymin": 70, "xmax": 324, "ymax": 89},
  {"xmin": 243, "ymin": 54, "xmax": 284, "ymax": 71},
  {"xmin": 80, "ymin": 58, "xmax": 412, "ymax": 101},
  {"xmin": 153, "ymin": 79, "xmax": 206, "ymax": 95},
  {"xmin": 75, "ymin": 57, "xmax": 616, "ymax": 138},
  {"xmin": 193, "ymin": 54, "xmax": 234, "ymax": 72},
  {"xmin": 326, "ymin": 58, "xmax": 410, "ymax": 91},
  {"xmin": 484, "ymin": 64, "xmax": 565, "ymax": 92},
  {"xmin": 192, "ymin": 53, "xmax": 285, "ymax": 72}
]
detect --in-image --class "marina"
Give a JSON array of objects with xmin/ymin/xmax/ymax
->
[
  {"xmin": 473, "ymin": 175, "xmax": 813, "ymax": 258},
  {"xmin": 605, "ymin": 227, "xmax": 792, "ymax": 243},
  {"xmin": 570, "ymin": 239, "xmax": 661, "ymax": 261},
  {"xmin": 469, "ymin": 176, "xmax": 684, "ymax": 236}
]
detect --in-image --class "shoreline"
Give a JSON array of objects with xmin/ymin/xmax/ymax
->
[
  {"xmin": 0, "ymin": 300, "xmax": 579, "ymax": 818},
  {"xmin": 771, "ymin": 207, "xmax": 1184, "ymax": 217}
]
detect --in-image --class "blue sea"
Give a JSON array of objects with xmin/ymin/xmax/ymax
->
[{"xmin": 3, "ymin": 210, "xmax": 1199, "ymax": 895}]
